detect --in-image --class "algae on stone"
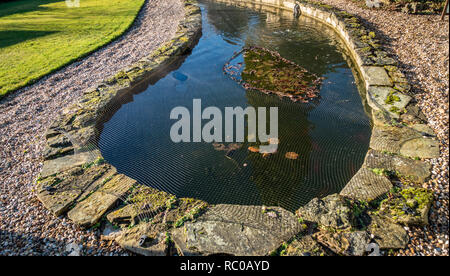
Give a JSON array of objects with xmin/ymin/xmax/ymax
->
[{"xmin": 224, "ymin": 46, "xmax": 322, "ymax": 103}]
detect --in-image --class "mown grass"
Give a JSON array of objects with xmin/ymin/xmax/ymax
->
[{"xmin": 0, "ymin": 0, "xmax": 145, "ymax": 98}]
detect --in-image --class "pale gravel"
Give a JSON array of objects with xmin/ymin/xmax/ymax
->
[
  {"xmin": 0, "ymin": 0, "xmax": 184, "ymax": 256},
  {"xmin": 311, "ymin": 0, "xmax": 449, "ymax": 256}
]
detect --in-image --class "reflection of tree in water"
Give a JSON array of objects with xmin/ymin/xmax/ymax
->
[
  {"xmin": 203, "ymin": 0, "xmax": 257, "ymax": 42},
  {"xmin": 244, "ymin": 90, "xmax": 314, "ymax": 211},
  {"xmin": 204, "ymin": 0, "xmax": 349, "ymax": 77}
]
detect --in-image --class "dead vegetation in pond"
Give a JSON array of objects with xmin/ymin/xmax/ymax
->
[{"xmin": 224, "ymin": 46, "xmax": 323, "ymax": 103}]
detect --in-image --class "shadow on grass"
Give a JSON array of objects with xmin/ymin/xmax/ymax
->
[
  {"xmin": 0, "ymin": 30, "xmax": 57, "ymax": 49},
  {"xmin": 0, "ymin": 0, "xmax": 62, "ymax": 18}
]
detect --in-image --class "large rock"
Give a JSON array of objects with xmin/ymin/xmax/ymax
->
[
  {"xmin": 364, "ymin": 149, "xmax": 431, "ymax": 183},
  {"xmin": 314, "ymin": 231, "xmax": 370, "ymax": 256},
  {"xmin": 378, "ymin": 187, "xmax": 433, "ymax": 226},
  {"xmin": 340, "ymin": 168, "xmax": 392, "ymax": 201},
  {"xmin": 115, "ymin": 223, "xmax": 168, "ymax": 256},
  {"xmin": 67, "ymin": 174, "xmax": 136, "ymax": 227},
  {"xmin": 296, "ymin": 194, "xmax": 352, "ymax": 229},
  {"xmin": 171, "ymin": 204, "xmax": 302, "ymax": 256},
  {"xmin": 36, "ymin": 164, "xmax": 115, "ymax": 216},
  {"xmin": 368, "ymin": 215, "xmax": 409, "ymax": 249}
]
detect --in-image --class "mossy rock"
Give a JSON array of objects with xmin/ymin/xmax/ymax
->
[{"xmin": 378, "ymin": 187, "xmax": 433, "ymax": 226}]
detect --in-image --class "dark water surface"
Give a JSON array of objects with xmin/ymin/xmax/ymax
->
[{"xmin": 98, "ymin": 1, "xmax": 371, "ymax": 212}]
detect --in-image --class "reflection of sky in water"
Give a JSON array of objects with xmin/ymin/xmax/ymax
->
[{"xmin": 98, "ymin": 1, "xmax": 371, "ymax": 211}]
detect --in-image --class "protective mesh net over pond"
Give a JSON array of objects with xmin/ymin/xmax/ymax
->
[{"xmin": 98, "ymin": 1, "xmax": 372, "ymax": 212}]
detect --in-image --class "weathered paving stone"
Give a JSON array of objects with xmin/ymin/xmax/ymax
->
[
  {"xmin": 367, "ymin": 215, "xmax": 409, "ymax": 249},
  {"xmin": 171, "ymin": 204, "xmax": 302, "ymax": 256},
  {"xmin": 366, "ymin": 86, "xmax": 411, "ymax": 118},
  {"xmin": 106, "ymin": 185, "xmax": 172, "ymax": 226},
  {"xmin": 67, "ymin": 174, "xmax": 136, "ymax": 227},
  {"xmin": 361, "ymin": 66, "xmax": 393, "ymax": 87},
  {"xmin": 369, "ymin": 125, "xmax": 422, "ymax": 155},
  {"xmin": 340, "ymin": 167, "xmax": 392, "ymax": 201},
  {"xmin": 40, "ymin": 150, "xmax": 102, "ymax": 178},
  {"xmin": 115, "ymin": 222, "xmax": 168, "ymax": 256},
  {"xmin": 364, "ymin": 149, "xmax": 431, "ymax": 183},
  {"xmin": 400, "ymin": 138, "xmax": 440, "ymax": 159},
  {"xmin": 410, "ymin": 123, "xmax": 436, "ymax": 137},
  {"xmin": 283, "ymin": 235, "xmax": 330, "ymax": 256},
  {"xmin": 378, "ymin": 187, "xmax": 433, "ymax": 226},
  {"xmin": 314, "ymin": 230, "xmax": 369, "ymax": 256},
  {"xmin": 296, "ymin": 194, "xmax": 352, "ymax": 229},
  {"xmin": 36, "ymin": 164, "xmax": 115, "ymax": 216}
]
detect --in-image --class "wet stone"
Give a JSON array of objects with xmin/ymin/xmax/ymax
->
[
  {"xmin": 340, "ymin": 167, "xmax": 392, "ymax": 201},
  {"xmin": 171, "ymin": 204, "xmax": 301, "ymax": 256}
]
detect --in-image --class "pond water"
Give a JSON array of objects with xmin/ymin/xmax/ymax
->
[{"xmin": 98, "ymin": 0, "xmax": 372, "ymax": 212}]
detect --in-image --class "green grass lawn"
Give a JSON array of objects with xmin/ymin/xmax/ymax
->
[{"xmin": 0, "ymin": 0, "xmax": 145, "ymax": 98}]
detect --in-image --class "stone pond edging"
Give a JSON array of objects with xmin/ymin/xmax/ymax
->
[{"xmin": 35, "ymin": 0, "xmax": 440, "ymax": 256}]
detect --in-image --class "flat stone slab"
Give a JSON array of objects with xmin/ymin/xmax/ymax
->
[
  {"xmin": 340, "ymin": 167, "xmax": 392, "ymax": 201},
  {"xmin": 296, "ymin": 194, "xmax": 352, "ymax": 229},
  {"xmin": 400, "ymin": 138, "xmax": 440, "ymax": 159},
  {"xmin": 171, "ymin": 204, "xmax": 302, "ymax": 256},
  {"xmin": 106, "ymin": 185, "xmax": 172, "ymax": 226},
  {"xmin": 115, "ymin": 223, "xmax": 167, "ymax": 256},
  {"xmin": 366, "ymin": 86, "xmax": 411, "ymax": 118},
  {"xmin": 68, "ymin": 174, "xmax": 136, "ymax": 227},
  {"xmin": 40, "ymin": 150, "xmax": 102, "ymax": 178},
  {"xmin": 361, "ymin": 66, "xmax": 392, "ymax": 87},
  {"xmin": 368, "ymin": 215, "xmax": 408, "ymax": 250},
  {"xmin": 36, "ymin": 164, "xmax": 115, "ymax": 216},
  {"xmin": 364, "ymin": 149, "xmax": 431, "ymax": 183},
  {"xmin": 370, "ymin": 126, "xmax": 435, "ymax": 157}
]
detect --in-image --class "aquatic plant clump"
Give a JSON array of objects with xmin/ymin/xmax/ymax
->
[{"xmin": 224, "ymin": 46, "xmax": 323, "ymax": 103}]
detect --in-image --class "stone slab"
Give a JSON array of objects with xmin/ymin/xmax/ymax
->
[
  {"xmin": 68, "ymin": 174, "xmax": 136, "ymax": 227},
  {"xmin": 171, "ymin": 204, "xmax": 301, "ymax": 256},
  {"xmin": 367, "ymin": 86, "xmax": 411, "ymax": 119},
  {"xmin": 40, "ymin": 150, "xmax": 102, "ymax": 178},
  {"xmin": 340, "ymin": 167, "xmax": 392, "ymax": 201}
]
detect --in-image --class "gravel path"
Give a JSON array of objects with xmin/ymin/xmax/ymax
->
[
  {"xmin": 0, "ymin": 0, "xmax": 184, "ymax": 256},
  {"xmin": 310, "ymin": 0, "xmax": 449, "ymax": 256}
]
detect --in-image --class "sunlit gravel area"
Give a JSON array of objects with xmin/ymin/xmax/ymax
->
[
  {"xmin": 312, "ymin": 0, "xmax": 449, "ymax": 256},
  {"xmin": 0, "ymin": 0, "xmax": 184, "ymax": 256}
]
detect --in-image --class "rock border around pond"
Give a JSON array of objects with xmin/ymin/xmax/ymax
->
[{"xmin": 35, "ymin": 0, "xmax": 439, "ymax": 256}]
